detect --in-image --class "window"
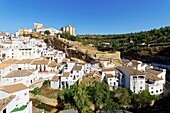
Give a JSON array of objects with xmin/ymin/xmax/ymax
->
[
  {"xmin": 140, "ymin": 87, "xmax": 142, "ymax": 89},
  {"xmin": 160, "ymin": 89, "xmax": 162, "ymax": 92},
  {"xmin": 77, "ymin": 76, "xmax": 79, "ymax": 78},
  {"xmin": 151, "ymin": 87, "xmax": 153, "ymax": 89},
  {"xmin": 156, "ymin": 90, "xmax": 158, "ymax": 93}
]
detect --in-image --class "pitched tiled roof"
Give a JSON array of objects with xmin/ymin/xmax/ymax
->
[
  {"xmin": 73, "ymin": 65, "xmax": 82, "ymax": 71},
  {"xmin": 0, "ymin": 95, "xmax": 16, "ymax": 111},
  {"xmin": 146, "ymin": 69, "xmax": 162, "ymax": 75},
  {"xmin": 84, "ymin": 71, "xmax": 102, "ymax": 83},
  {"xmin": 102, "ymin": 68, "xmax": 116, "ymax": 71},
  {"xmin": 88, "ymin": 71, "xmax": 101, "ymax": 77},
  {"xmin": 5, "ymin": 70, "xmax": 33, "ymax": 78},
  {"xmin": 0, "ymin": 63, "xmax": 11, "ymax": 69},
  {"xmin": 145, "ymin": 74, "xmax": 163, "ymax": 81},
  {"xmin": 48, "ymin": 61, "xmax": 58, "ymax": 67},
  {"xmin": 122, "ymin": 59, "xmax": 131, "ymax": 64},
  {"xmin": 2, "ymin": 59, "xmax": 19, "ymax": 64},
  {"xmin": 32, "ymin": 60, "xmax": 49, "ymax": 65},
  {"xmin": 120, "ymin": 66, "xmax": 145, "ymax": 76},
  {"xmin": 3, "ymin": 41, "xmax": 12, "ymax": 44},
  {"xmin": 106, "ymin": 74, "xmax": 114, "ymax": 78},
  {"xmin": 51, "ymin": 76, "xmax": 59, "ymax": 81},
  {"xmin": 16, "ymin": 59, "xmax": 34, "ymax": 64},
  {"xmin": 41, "ymin": 56, "xmax": 52, "ymax": 59},
  {"xmin": 0, "ymin": 83, "xmax": 28, "ymax": 93},
  {"xmin": 131, "ymin": 60, "xmax": 141, "ymax": 65},
  {"xmin": 62, "ymin": 72, "xmax": 70, "ymax": 77}
]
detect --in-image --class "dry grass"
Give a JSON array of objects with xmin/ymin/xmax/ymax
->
[{"xmin": 39, "ymin": 84, "xmax": 58, "ymax": 99}]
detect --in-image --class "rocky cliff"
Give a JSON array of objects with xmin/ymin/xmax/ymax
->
[{"xmin": 47, "ymin": 36, "xmax": 121, "ymax": 63}]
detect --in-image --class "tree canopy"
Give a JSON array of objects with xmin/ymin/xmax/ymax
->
[
  {"xmin": 58, "ymin": 81, "xmax": 156, "ymax": 113},
  {"xmin": 44, "ymin": 30, "xmax": 51, "ymax": 35}
]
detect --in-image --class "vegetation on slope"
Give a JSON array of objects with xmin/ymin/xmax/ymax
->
[
  {"xmin": 58, "ymin": 81, "xmax": 155, "ymax": 113},
  {"xmin": 79, "ymin": 26, "xmax": 170, "ymax": 63}
]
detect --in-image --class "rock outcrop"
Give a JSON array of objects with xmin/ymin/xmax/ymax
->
[{"xmin": 49, "ymin": 36, "xmax": 121, "ymax": 63}]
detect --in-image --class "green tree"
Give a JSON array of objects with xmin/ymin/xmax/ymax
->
[
  {"xmin": 44, "ymin": 30, "xmax": 51, "ymax": 35},
  {"xmin": 112, "ymin": 41, "xmax": 119, "ymax": 49},
  {"xmin": 102, "ymin": 100, "xmax": 121, "ymax": 111},
  {"xmin": 89, "ymin": 81, "xmax": 110, "ymax": 111},
  {"xmin": 113, "ymin": 87, "xmax": 132, "ymax": 106},
  {"xmin": 133, "ymin": 90, "xmax": 155, "ymax": 108},
  {"xmin": 63, "ymin": 88, "xmax": 74, "ymax": 103},
  {"xmin": 73, "ymin": 83, "xmax": 92, "ymax": 113}
]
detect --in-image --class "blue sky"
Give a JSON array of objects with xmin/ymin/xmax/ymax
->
[{"xmin": 0, "ymin": 0, "xmax": 170, "ymax": 34}]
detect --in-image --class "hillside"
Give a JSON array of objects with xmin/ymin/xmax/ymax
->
[
  {"xmin": 43, "ymin": 35, "xmax": 121, "ymax": 65},
  {"xmin": 79, "ymin": 26, "xmax": 170, "ymax": 64}
]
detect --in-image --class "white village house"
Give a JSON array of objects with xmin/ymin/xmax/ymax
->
[
  {"xmin": 117, "ymin": 66, "xmax": 146, "ymax": 94},
  {"xmin": 0, "ymin": 83, "xmax": 32, "ymax": 113}
]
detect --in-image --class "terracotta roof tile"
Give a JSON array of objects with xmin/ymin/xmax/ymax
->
[
  {"xmin": 0, "ymin": 83, "xmax": 28, "ymax": 93},
  {"xmin": 62, "ymin": 72, "xmax": 70, "ymax": 77},
  {"xmin": 32, "ymin": 60, "xmax": 50, "ymax": 65},
  {"xmin": 0, "ymin": 63, "xmax": 11, "ymax": 69},
  {"xmin": 73, "ymin": 65, "xmax": 82, "ymax": 71},
  {"xmin": 102, "ymin": 68, "xmax": 116, "ymax": 71},
  {"xmin": 0, "ymin": 95, "xmax": 16, "ymax": 111},
  {"xmin": 2, "ymin": 59, "xmax": 19, "ymax": 64},
  {"xmin": 119, "ymin": 66, "xmax": 145, "ymax": 76},
  {"xmin": 146, "ymin": 69, "xmax": 162, "ymax": 75},
  {"xmin": 41, "ymin": 56, "xmax": 52, "ymax": 58},
  {"xmin": 106, "ymin": 74, "xmax": 114, "ymax": 78},
  {"xmin": 122, "ymin": 59, "xmax": 131, "ymax": 64},
  {"xmin": 145, "ymin": 74, "xmax": 163, "ymax": 81},
  {"xmin": 48, "ymin": 61, "xmax": 58, "ymax": 67},
  {"xmin": 88, "ymin": 71, "xmax": 101, "ymax": 77},
  {"xmin": 5, "ymin": 70, "xmax": 34, "ymax": 78},
  {"xmin": 16, "ymin": 59, "xmax": 34, "ymax": 64},
  {"xmin": 3, "ymin": 41, "xmax": 12, "ymax": 44},
  {"xmin": 51, "ymin": 76, "xmax": 59, "ymax": 81}
]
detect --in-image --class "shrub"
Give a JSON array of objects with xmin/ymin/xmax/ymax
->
[
  {"xmin": 31, "ymin": 87, "xmax": 40, "ymax": 95},
  {"xmin": 43, "ymin": 80, "xmax": 49, "ymax": 87}
]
